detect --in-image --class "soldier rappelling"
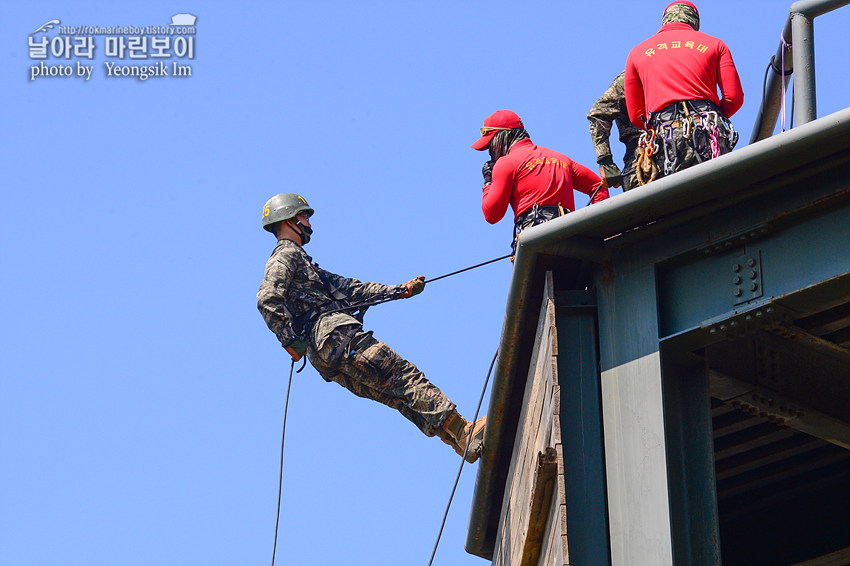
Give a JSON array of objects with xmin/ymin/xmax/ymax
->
[{"xmin": 257, "ymin": 193, "xmax": 486, "ymax": 462}]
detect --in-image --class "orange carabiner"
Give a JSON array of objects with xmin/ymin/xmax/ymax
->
[{"xmin": 645, "ymin": 128, "xmax": 657, "ymax": 157}]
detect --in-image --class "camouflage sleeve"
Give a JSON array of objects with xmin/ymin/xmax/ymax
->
[
  {"xmin": 318, "ymin": 268, "xmax": 398, "ymax": 302},
  {"xmin": 257, "ymin": 256, "xmax": 298, "ymax": 346},
  {"xmin": 587, "ymin": 71, "xmax": 627, "ymax": 161}
]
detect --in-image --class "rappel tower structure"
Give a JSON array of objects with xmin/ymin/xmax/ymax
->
[{"xmin": 464, "ymin": 2, "xmax": 850, "ymax": 565}]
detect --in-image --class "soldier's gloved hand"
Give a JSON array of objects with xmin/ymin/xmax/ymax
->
[
  {"xmin": 401, "ymin": 276, "xmax": 426, "ymax": 298},
  {"xmin": 283, "ymin": 336, "xmax": 307, "ymax": 362},
  {"xmin": 482, "ymin": 160, "xmax": 495, "ymax": 185},
  {"xmin": 597, "ymin": 156, "xmax": 622, "ymax": 188}
]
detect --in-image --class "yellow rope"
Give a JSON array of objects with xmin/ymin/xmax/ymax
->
[{"xmin": 635, "ymin": 146, "xmax": 658, "ymax": 186}]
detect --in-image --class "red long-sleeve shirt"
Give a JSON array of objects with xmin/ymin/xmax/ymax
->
[
  {"xmin": 482, "ymin": 139, "xmax": 607, "ymax": 223},
  {"xmin": 625, "ymin": 22, "xmax": 743, "ymax": 127}
]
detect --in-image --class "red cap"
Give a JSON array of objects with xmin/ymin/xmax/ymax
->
[{"xmin": 471, "ymin": 110, "xmax": 523, "ymax": 150}]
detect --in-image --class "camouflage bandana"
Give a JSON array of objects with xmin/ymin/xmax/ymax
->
[
  {"xmin": 662, "ymin": 2, "xmax": 700, "ymax": 30},
  {"xmin": 489, "ymin": 127, "xmax": 530, "ymax": 161}
]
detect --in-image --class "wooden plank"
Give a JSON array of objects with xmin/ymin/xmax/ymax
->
[
  {"xmin": 519, "ymin": 448, "xmax": 558, "ymax": 566},
  {"xmin": 493, "ymin": 273, "xmax": 560, "ymax": 566}
]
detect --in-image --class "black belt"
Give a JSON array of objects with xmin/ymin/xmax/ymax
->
[
  {"xmin": 649, "ymin": 99, "xmax": 723, "ymax": 126},
  {"xmin": 514, "ymin": 205, "xmax": 566, "ymax": 229},
  {"xmin": 512, "ymin": 204, "xmax": 569, "ymax": 253}
]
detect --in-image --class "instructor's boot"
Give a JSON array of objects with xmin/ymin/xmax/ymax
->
[{"xmin": 439, "ymin": 410, "xmax": 486, "ymax": 463}]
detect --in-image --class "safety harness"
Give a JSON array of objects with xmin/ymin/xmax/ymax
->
[
  {"xmin": 288, "ymin": 263, "xmax": 411, "ymax": 364},
  {"xmin": 289, "ymin": 265, "xmax": 358, "ymax": 336},
  {"xmin": 636, "ymin": 100, "xmax": 738, "ymax": 186},
  {"xmin": 512, "ymin": 203, "xmax": 570, "ymax": 252}
]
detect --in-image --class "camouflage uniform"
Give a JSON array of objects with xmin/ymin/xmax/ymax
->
[
  {"xmin": 587, "ymin": 72, "xmax": 642, "ymax": 191},
  {"xmin": 257, "ymin": 239, "xmax": 455, "ymax": 437}
]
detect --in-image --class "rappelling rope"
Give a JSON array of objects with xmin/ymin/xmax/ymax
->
[
  {"xmin": 317, "ymin": 253, "xmax": 513, "ymax": 318},
  {"xmin": 426, "ymin": 254, "xmax": 512, "ymax": 283},
  {"xmin": 270, "ymin": 359, "xmax": 295, "ymax": 566},
  {"xmin": 427, "ymin": 348, "xmax": 498, "ymax": 566}
]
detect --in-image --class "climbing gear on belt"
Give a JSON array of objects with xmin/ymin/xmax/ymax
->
[
  {"xmin": 636, "ymin": 100, "xmax": 738, "ymax": 186},
  {"xmin": 635, "ymin": 146, "xmax": 659, "ymax": 186},
  {"xmin": 659, "ymin": 122, "xmax": 678, "ymax": 175},
  {"xmin": 262, "ymin": 193, "xmax": 314, "ymax": 232},
  {"xmin": 635, "ymin": 125, "xmax": 659, "ymax": 186}
]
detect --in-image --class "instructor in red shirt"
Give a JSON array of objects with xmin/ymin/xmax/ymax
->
[
  {"xmin": 472, "ymin": 110, "xmax": 608, "ymax": 252},
  {"xmin": 625, "ymin": 1, "xmax": 743, "ymax": 185}
]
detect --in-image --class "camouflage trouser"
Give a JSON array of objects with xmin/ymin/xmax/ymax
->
[
  {"xmin": 621, "ymin": 141, "xmax": 640, "ymax": 192},
  {"xmin": 308, "ymin": 327, "xmax": 455, "ymax": 437},
  {"xmin": 621, "ymin": 159, "xmax": 638, "ymax": 192}
]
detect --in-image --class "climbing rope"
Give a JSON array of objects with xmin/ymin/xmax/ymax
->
[
  {"xmin": 426, "ymin": 254, "xmax": 512, "ymax": 284},
  {"xmin": 635, "ymin": 147, "xmax": 658, "ymax": 186},
  {"xmin": 315, "ymin": 253, "xmax": 513, "ymax": 319},
  {"xmin": 635, "ymin": 126, "xmax": 659, "ymax": 186},
  {"xmin": 270, "ymin": 359, "xmax": 295, "ymax": 566},
  {"xmin": 427, "ymin": 348, "xmax": 498, "ymax": 566}
]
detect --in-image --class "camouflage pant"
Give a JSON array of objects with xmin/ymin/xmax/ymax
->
[
  {"xmin": 308, "ymin": 327, "xmax": 455, "ymax": 437},
  {"xmin": 621, "ymin": 159, "xmax": 638, "ymax": 192},
  {"xmin": 621, "ymin": 141, "xmax": 640, "ymax": 192}
]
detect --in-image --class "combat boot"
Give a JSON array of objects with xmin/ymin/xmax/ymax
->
[{"xmin": 439, "ymin": 410, "xmax": 486, "ymax": 463}]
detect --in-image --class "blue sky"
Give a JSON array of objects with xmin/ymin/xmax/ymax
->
[{"xmin": 2, "ymin": 2, "xmax": 848, "ymax": 565}]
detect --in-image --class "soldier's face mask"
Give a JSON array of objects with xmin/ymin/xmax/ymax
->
[{"xmin": 291, "ymin": 214, "xmax": 313, "ymax": 245}]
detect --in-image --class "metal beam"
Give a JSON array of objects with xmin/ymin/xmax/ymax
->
[
  {"xmin": 751, "ymin": 0, "xmax": 849, "ymax": 140},
  {"xmin": 706, "ymin": 327, "xmax": 850, "ymax": 449},
  {"xmin": 791, "ymin": 0, "xmax": 850, "ymax": 17},
  {"xmin": 792, "ymin": 11, "xmax": 817, "ymax": 124},
  {"xmin": 750, "ymin": 18, "xmax": 793, "ymax": 143},
  {"xmin": 661, "ymin": 360, "xmax": 722, "ymax": 566}
]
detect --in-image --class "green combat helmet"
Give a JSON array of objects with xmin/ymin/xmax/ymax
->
[{"xmin": 262, "ymin": 193, "xmax": 314, "ymax": 232}]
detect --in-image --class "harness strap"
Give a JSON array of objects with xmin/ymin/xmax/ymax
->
[
  {"xmin": 511, "ymin": 204, "xmax": 569, "ymax": 252},
  {"xmin": 290, "ymin": 299, "xmax": 359, "ymax": 336},
  {"xmin": 311, "ymin": 263, "xmax": 348, "ymax": 301}
]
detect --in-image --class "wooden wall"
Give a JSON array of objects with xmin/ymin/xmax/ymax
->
[{"xmin": 493, "ymin": 273, "xmax": 569, "ymax": 566}]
